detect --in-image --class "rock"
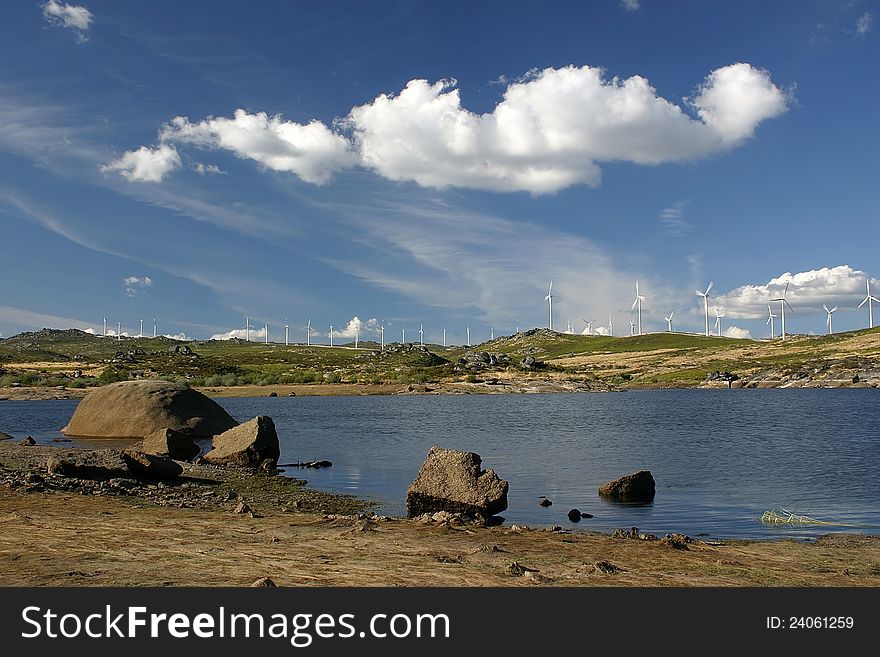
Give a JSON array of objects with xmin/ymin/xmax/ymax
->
[
  {"xmin": 538, "ymin": 497, "xmax": 552, "ymax": 507},
  {"xmin": 233, "ymin": 501, "xmax": 252, "ymax": 514},
  {"xmin": 268, "ymin": 392, "xmax": 278, "ymax": 397},
  {"xmin": 46, "ymin": 450, "xmax": 132, "ymax": 480},
  {"xmin": 140, "ymin": 428, "xmax": 200, "ymax": 461},
  {"xmin": 62, "ymin": 380, "xmax": 237, "ymax": 438},
  {"xmin": 18, "ymin": 436, "xmax": 36, "ymax": 446},
  {"xmin": 567, "ymin": 508, "xmax": 582, "ymax": 522},
  {"xmin": 250, "ymin": 577, "xmax": 276, "ymax": 587},
  {"xmin": 121, "ymin": 450, "xmax": 183, "ymax": 480},
  {"xmin": 288, "ymin": 392, "xmax": 296, "ymax": 397},
  {"xmin": 598, "ymin": 470, "xmax": 656, "ymax": 502},
  {"xmin": 204, "ymin": 416, "xmax": 280, "ymax": 467},
  {"xmin": 592, "ymin": 560, "xmax": 623, "ymax": 574},
  {"xmin": 405, "ymin": 446, "xmax": 508, "ymax": 519},
  {"xmin": 0, "ymin": 431, "xmax": 15, "ymax": 441},
  {"xmin": 660, "ymin": 533, "xmax": 693, "ymax": 550}
]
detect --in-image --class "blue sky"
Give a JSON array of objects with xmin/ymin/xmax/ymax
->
[{"xmin": 1, "ymin": 0, "xmax": 878, "ymax": 343}]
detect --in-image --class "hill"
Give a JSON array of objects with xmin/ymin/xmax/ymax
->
[{"xmin": 1, "ymin": 326, "xmax": 879, "ymax": 392}]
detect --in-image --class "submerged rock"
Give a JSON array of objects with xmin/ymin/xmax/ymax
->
[
  {"xmin": 598, "ymin": 470, "xmax": 656, "ymax": 502},
  {"xmin": 406, "ymin": 446, "xmax": 508, "ymax": 519},
  {"xmin": 62, "ymin": 380, "xmax": 237, "ymax": 438},
  {"xmin": 204, "ymin": 416, "xmax": 280, "ymax": 467}
]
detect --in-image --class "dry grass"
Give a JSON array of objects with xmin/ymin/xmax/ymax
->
[{"xmin": 2, "ymin": 489, "xmax": 878, "ymax": 587}]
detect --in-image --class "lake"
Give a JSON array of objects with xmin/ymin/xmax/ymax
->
[{"xmin": 2, "ymin": 389, "xmax": 878, "ymax": 540}]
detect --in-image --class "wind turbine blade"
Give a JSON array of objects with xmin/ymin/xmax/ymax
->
[
  {"xmin": 631, "ymin": 298, "xmax": 639, "ymax": 311},
  {"xmin": 858, "ymin": 297, "xmax": 868, "ymax": 309},
  {"xmin": 705, "ymin": 281, "xmax": 713, "ymax": 295},
  {"xmin": 784, "ymin": 300, "xmax": 796, "ymax": 315},
  {"xmin": 830, "ymin": 306, "xmax": 838, "ymax": 313},
  {"xmin": 695, "ymin": 290, "xmax": 704, "ymax": 297},
  {"xmin": 548, "ymin": 281, "xmax": 552, "ymax": 295},
  {"xmin": 766, "ymin": 316, "xmax": 772, "ymax": 325},
  {"xmin": 669, "ymin": 311, "xmax": 674, "ymax": 319},
  {"xmin": 823, "ymin": 304, "xmax": 829, "ymax": 313},
  {"xmin": 783, "ymin": 282, "xmax": 789, "ymax": 298}
]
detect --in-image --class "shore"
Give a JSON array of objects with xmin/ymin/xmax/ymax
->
[{"xmin": 1, "ymin": 442, "xmax": 878, "ymax": 587}]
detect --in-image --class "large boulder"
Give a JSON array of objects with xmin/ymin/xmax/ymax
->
[
  {"xmin": 203, "ymin": 416, "xmax": 280, "ymax": 467},
  {"xmin": 598, "ymin": 470, "xmax": 656, "ymax": 502},
  {"xmin": 406, "ymin": 446, "xmax": 508, "ymax": 519},
  {"xmin": 140, "ymin": 428, "xmax": 201, "ymax": 461},
  {"xmin": 62, "ymin": 380, "xmax": 237, "ymax": 438}
]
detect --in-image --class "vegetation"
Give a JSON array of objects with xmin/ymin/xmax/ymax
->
[{"xmin": 1, "ymin": 325, "xmax": 879, "ymax": 392}]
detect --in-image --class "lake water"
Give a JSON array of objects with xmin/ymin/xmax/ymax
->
[{"xmin": 2, "ymin": 389, "xmax": 879, "ymax": 540}]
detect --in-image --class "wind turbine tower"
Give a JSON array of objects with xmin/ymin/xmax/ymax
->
[
  {"xmin": 380, "ymin": 324, "xmax": 385, "ymax": 350},
  {"xmin": 419, "ymin": 324, "xmax": 424, "ymax": 346},
  {"xmin": 665, "ymin": 312, "xmax": 674, "ymax": 332},
  {"xmin": 246, "ymin": 317, "xmax": 250, "ymax": 342},
  {"xmin": 858, "ymin": 278, "xmax": 879, "ymax": 328},
  {"xmin": 103, "ymin": 316, "xmax": 107, "ymax": 337},
  {"xmin": 153, "ymin": 317, "xmax": 157, "ymax": 338},
  {"xmin": 306, "ymin": 318, "xmax": 312, "ymax": 346},
  {"xmin": 769, "ymin": 282, "xmax": 793, "ymax": 340},
  {"xmin": 466, "ymin": 325, "xmax": 471, "ymax": 346},
  {"xmin": 824, "ymin": 304, "xmax": 838, "ymax": 335},
  {"xmin": 631, "ymin": 281, "xmax": 646, "ymax": 335},
  {"xmin": 629, "ymin": 318, "xmax": 636, "ymax": 336},
  {"xmin": 355, "ymin": 324, "xmax": 359, "ymax": 349},
  {"xmin": 608, "ymin": 314, "xmax": 613, "ymax": 337},
  {"xmin": 695, "ymin": 282, "xmax": 713, "ymax": 337},
  {"xmin": 329, "ymin": 324, "xmax": 333, "ymax": 347},
  {"xmin": 443, "ymin": 328, "xmax": 446, "ymax": 347},
  {"xmin": 265, "ymin": 323, "xmax": 269, "ymax": 344},
  {"xmin": 117, "ymin": 321, "xmax": 121, "ymax": 341},
  {"xmin": 545, "ymin": 281, "xmax": 553, "ymax": 331},
  {"xmin": 285, "ymin": 318, "xmax": 289, "ymax": 346},
  {"xmin": 713, "ymin": 308, "xmax": 724, "ymax": 337},
  {"xmin": 139, "ymin": 318, "xmax": 143, "ymax": 338},
  {"xmin": 766, "ymin": 305, "xmax": 777, "ymax": 339}
]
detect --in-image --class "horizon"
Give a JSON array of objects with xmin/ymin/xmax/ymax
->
[{"xmin": 2, "ymin": 1, "xmax": 879, "ymax": 342}]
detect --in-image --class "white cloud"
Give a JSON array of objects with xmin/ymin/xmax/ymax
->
[
  {"xmin": 711, "ymin": 266, "xmax": 877, "ymax": 319},
  {"xmin": 194, "ymin": 162, "xmax": 225, "ymax": 175},
  {"xmin": 163, "ymin": 332, "xmax": 189, "ymax": 341},
  {"xmin": 329, "ymin": 316, "xmax": 380, "ymax": 339},
  {"xmin": 857, "ymin": 12, "xmax": 874, "ymax": 36},
  {"xmin": 159, "ymin": 110, "xmax": 356, "ymax": 185},
  {"xmin": 123, "ymin": 275, "xmax": 153, "ymax": 297},
  {"xmin": 723, "ymin": 326, "xmax": 753, "ymax": 339},
  {"xmin": 42, "ymin": 1, "xmax": 93, "ymax": 42},
  {"xmin": 210, "ymin": 326, "xmax": 267, "ymax": 341},
  {"xmin": 0, "ymin": 305, "xmax": 97, "ymax": 333},
  {"xmin": 101, "ymin": 144, "xmax": 182, "ymax": 183},
  {"xmin": 620, "ymin": 0, "xmax": 640, "ymax": 11},
  {"xmin": 106, "ymin": 63, "xmax": 788, "ymax": 193}
]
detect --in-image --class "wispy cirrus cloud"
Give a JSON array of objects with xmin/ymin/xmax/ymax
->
[
  {"xmin": 659, "ymin": 201, "xmax": 690, "ymax": 236},
  {"xmin": 856, "ymin": 12, "xmax": 874, "ymax": 36}
]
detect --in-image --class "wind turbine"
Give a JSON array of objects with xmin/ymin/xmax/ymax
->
[
  {"xmin": 153, "ymin": 317, "xmax": 157, "ymax": 338},
  {"xmin": 582, "ymin": 318, "xmax": 594, "ymax": 335},
  {"xmin": 419, "ymin": 324, "xmax": 424, "ymax": 346},
  {"xmin": 629, "ymin": 318, "xmax": 636, "ymax": 336},
  {"xmin": 246, "ymin": 317, "xmax": 250, "ymax": 342},
  {"xmin": 545, "ymin": 281, "xmax": 553, "ymax": 331},
  {"xmin": 380, "ymin": 324, "xmax": 385, "ymax": 350},
  {"xmin": 713, "ymin": 308, "xmax": 724, "ymax": 337},
  {"xmin": 285, "ymin": 318, "xmax": 289, "ymax": 346},
  {"xmin": 402, "ymin": 323, "xmax": 406, "ymax": 344},
  {"xmin": 354, "ymin": 323, "xmax": 359, "ymax": 349},
  {"xmin": 770, "ymin": 282, "xmax": 794, "ymax": 341},
  {"xmin": 823, "ymin": 304, "xmax": 838, "ymax": 335},
  {"xmin": 664, "ymin": 312, "xmax": 674, "ymax": 333},
  {"xmin": 631, "ymin": 281, "xmax": 646, "ymax": 335},
  {"xmin": 306, "ymin": 318, "xmax": 312, "ymax": 346},
  {"xmin": 766, "ymin": 305, "xmax": 777, "ymax": 339},
  {"xmin": 117, "ymin": 321, "xmax": 121, "ymax": 341},
  {"xmin": 695, "ymin": 281, "xmax": 713, "ymax": 337},
  {"xmin": 466, "ymin": 325, "xmax": 471, "ymax": 346},
  {"xmin": 103, "ymin": 316, "xmax": 107, "ymax": 337},
  {"xmin": 608, "ymin": 313, "xmax": 613, "ymax": 337},
  {"xmin": 858, "ymin": 278, "xmax": 879, "ymax": 328},
  {"xmin": 139, "ymin": 318, "xmax": 143, "ymax": 338},
  {"xmin": 329, "ymin": 324, "xmax": 334, "ymax": 347},
  {"xmin": 265, "ymin": 323, "xmax": 269, "ymax": 344},
  {"xmin": 490, "ymin": 327, "xmax": 494, "ymax": 341},
  {"xmin": 442, "ymin": 328, "xmax": 446, "ymax": 347}
]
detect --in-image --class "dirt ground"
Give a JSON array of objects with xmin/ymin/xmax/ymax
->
[{"xmin": 2, "ymin": 486, "xmax": 879, "ymax": 587}]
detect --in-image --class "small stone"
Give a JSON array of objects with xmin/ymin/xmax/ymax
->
[
  {"xmin": 250, "ymin": 577, "xmax": 276, "ymax": 587},
  {"xmin": 234, "ymin": 501, "xmax": 252, "ymax": 514},
  {"xmin": 18, "ymin": 436, "xmax": 36, "ymax": 446},
  {"xmin": 567, "ymin": 508, "xmax": 582, "ymax": 522}
]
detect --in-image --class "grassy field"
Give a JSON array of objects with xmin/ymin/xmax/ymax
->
[{"xmin": 1, "ymin": 325, "xmax": 879, "ymax": 391}]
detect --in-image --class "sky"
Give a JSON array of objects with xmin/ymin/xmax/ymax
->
[{"xmin": 1, "ymin": 0, "xmax": 878, "ymax": 344}]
